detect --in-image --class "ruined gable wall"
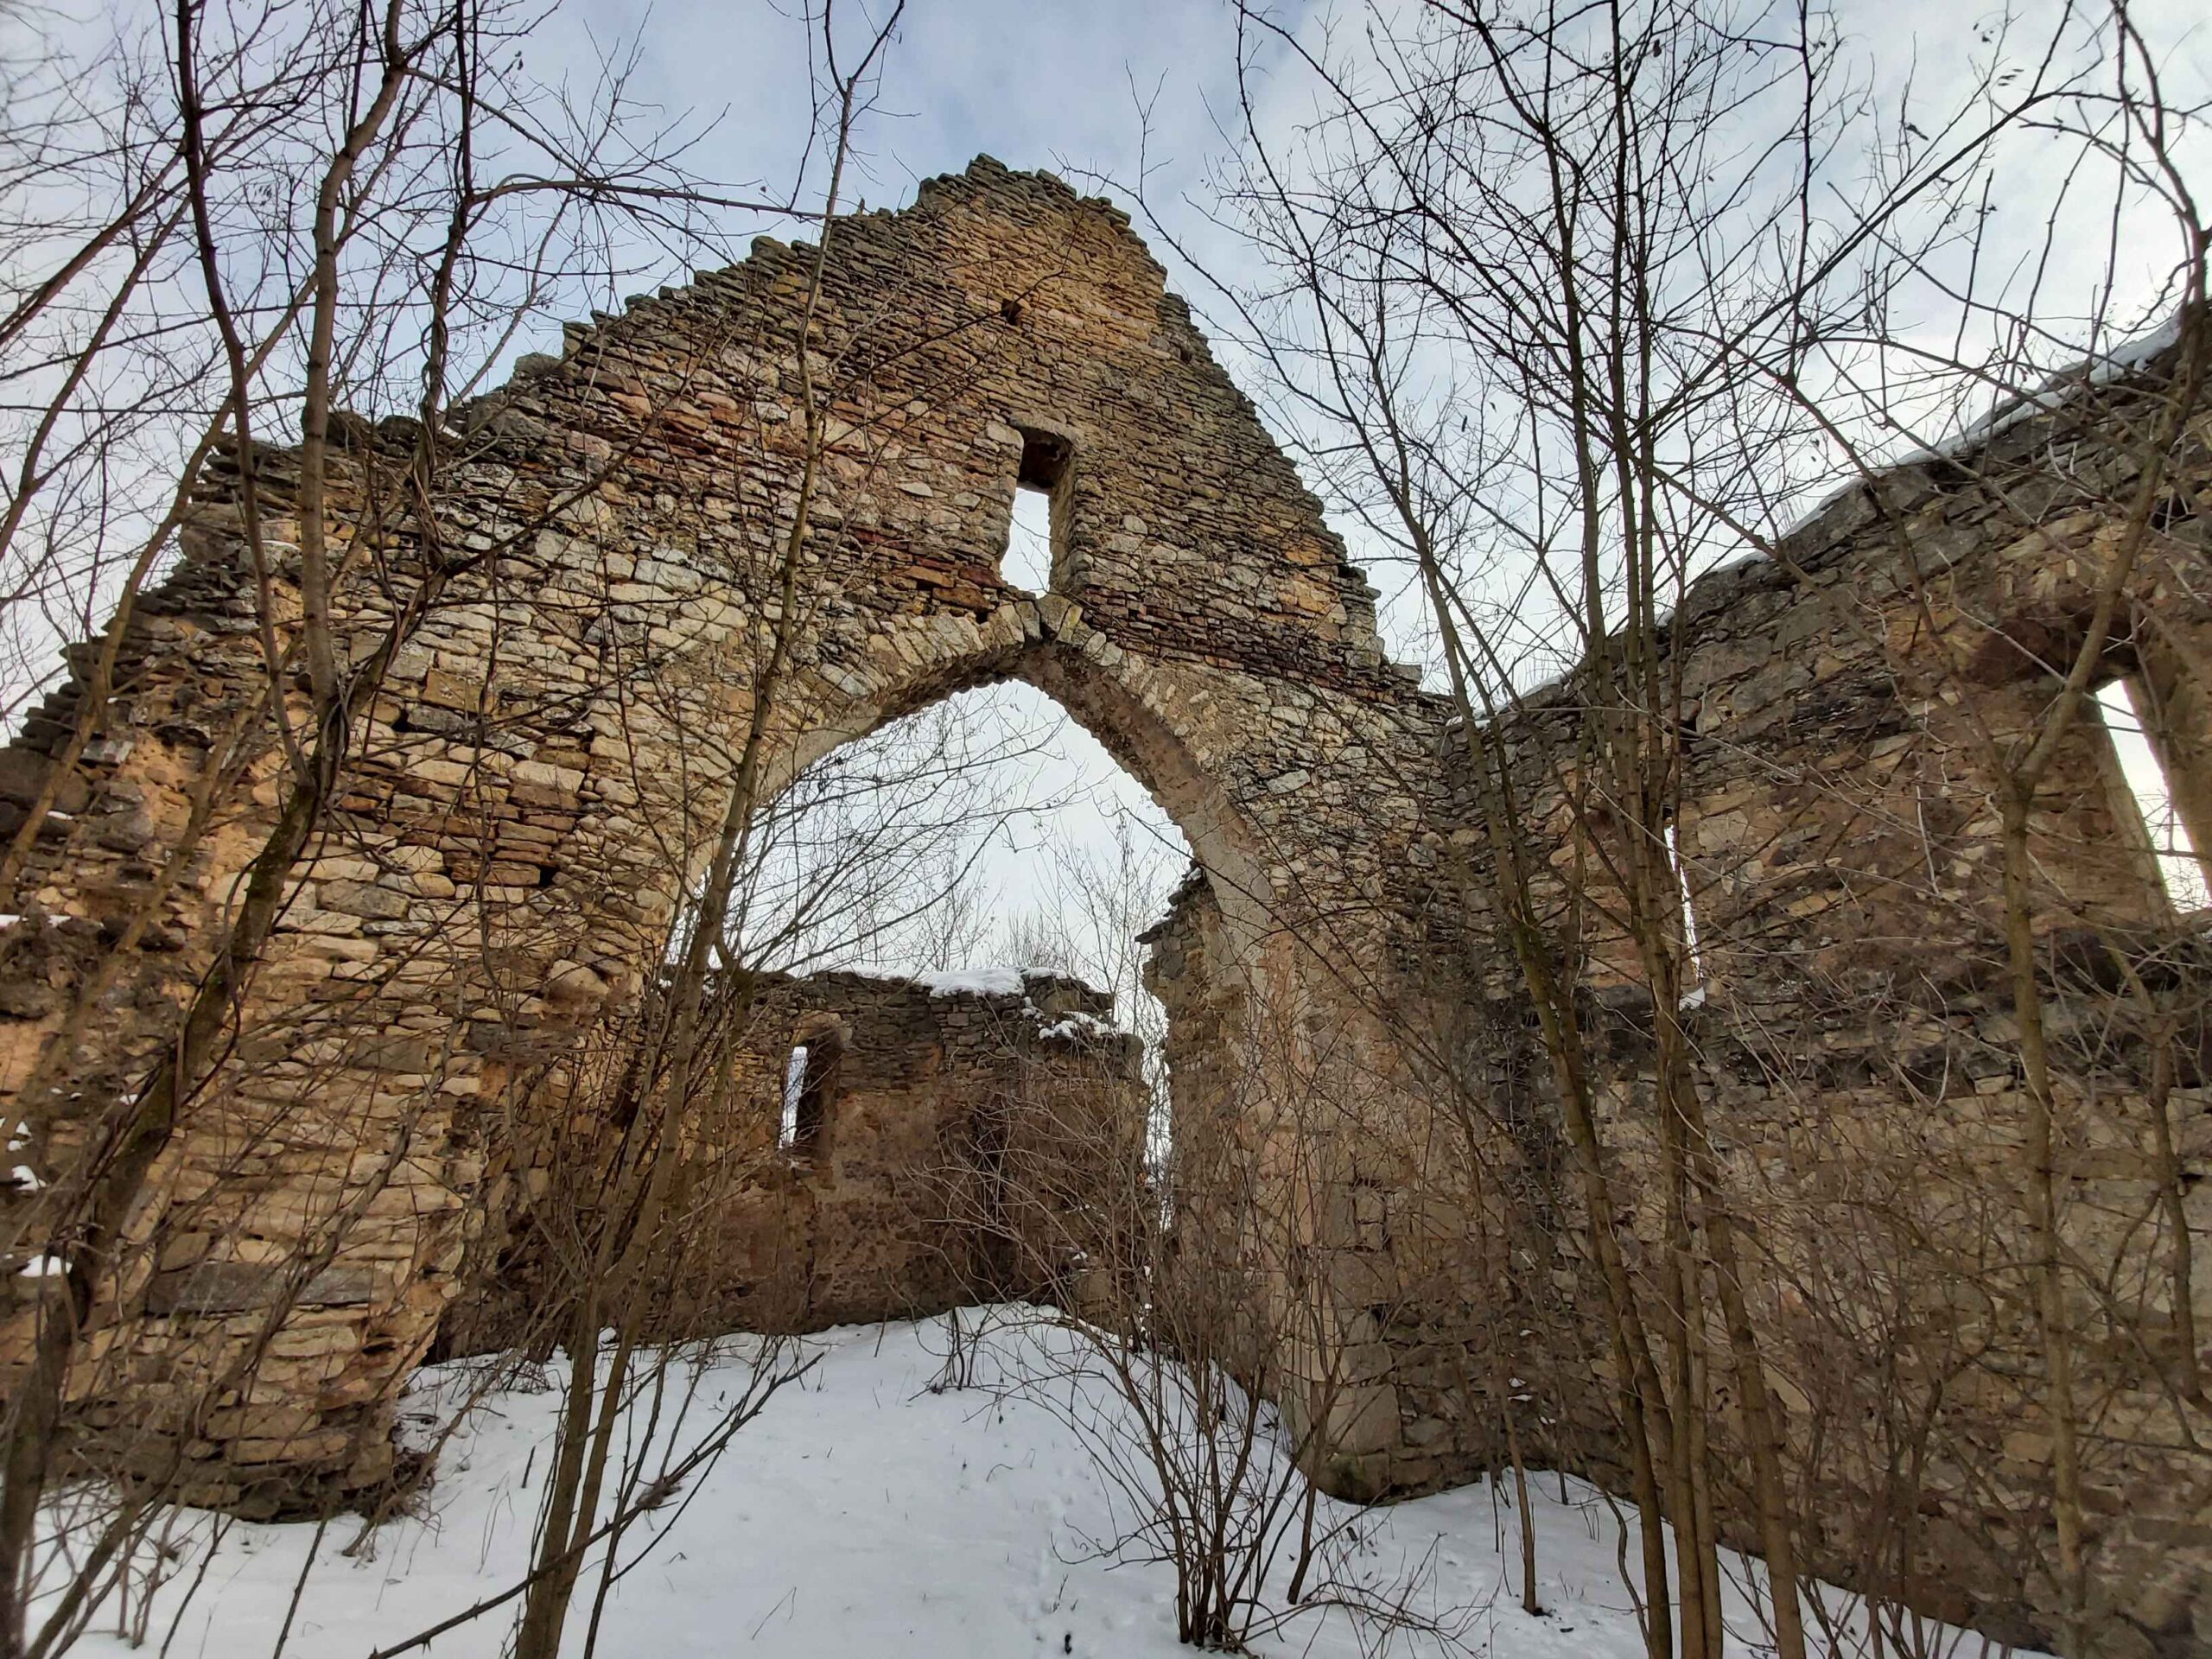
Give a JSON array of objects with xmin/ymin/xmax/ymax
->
[
  {"xmin": 0, "ymin": 157, "xmax": 1447, "ymax": 1508},
  {"xmin": 1, "ymin": 129, "xmax": 2196, "ymax": 1649}
]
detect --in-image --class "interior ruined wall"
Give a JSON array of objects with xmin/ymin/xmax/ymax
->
[
  {"xmin": 440, "ymin": 969, "xmax": 1147, "ymax": 1355},
  {"xmin": 0, "ymin": 157, "xmax": 1447, "ymax": 1512}
]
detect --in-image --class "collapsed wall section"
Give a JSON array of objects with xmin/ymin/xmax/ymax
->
[{"xmin": 441, "ymin": 968, "xmax": 1147, "ymax": 1355}]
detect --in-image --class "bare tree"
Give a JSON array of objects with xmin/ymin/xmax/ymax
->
[
  {"xmin": 987, "ymin": 810, "xmax": 1184, "ymax": 1140},
  {"xmin": 0, "ymin": 2, "xmax": 839, "ymax": 1651},
  {"xmin": 1171, "ymin": 1, "xmax": 2209, "ymax": 1656},
  {"xmin": 478, "ymin": 12, "xmax": 906, "ymax": 1656},
  {"xmin": 934, "ymin": 972, "xmax": 1478, "ymax": 1653}
]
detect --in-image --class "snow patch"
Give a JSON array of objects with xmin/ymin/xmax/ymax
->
[
  {"xmin": 1899, "ymin": 311, "xmax": 2187, "ymax": 467},
  {"xmin": 916, "ymin": 963, "xmax": 1033, "ymax": 997},
  {"xmin": 35, "ymin": 1309, "xmax": 2050, "ymax": 1659},
  {"xmin": 1798, "ymin": 311, "xmax": 2190, "ymax": 536},
  {"xmin": 1036, "ymin": 1013, "xmax": 1108, "ymax": 1041}
]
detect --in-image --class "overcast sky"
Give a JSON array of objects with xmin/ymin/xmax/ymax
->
[{"xmin": 532, "ymin": 0, "xmax": 1245, "ymax": 249}]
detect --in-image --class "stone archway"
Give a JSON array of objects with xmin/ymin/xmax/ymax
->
[
  {"xmin": 760, "ymin": 606, "xmax": 1275, "ymax": 958},
  {"xmin": 0, "ymin": 157, "xmax": 1457, "ymax": 1505}
]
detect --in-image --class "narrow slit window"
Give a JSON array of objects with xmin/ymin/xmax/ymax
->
[
  {"xmin": 779, "ymin": 1036, "xmax": 837, "ymax": 1154},
  {"xmin": 2094, "ymin": 677, "xmax": 2211, "ymax": 912},
  {"xmin": 779, "ymin": 1044, "xmax": 809, "ymax": 1149},
  {"xmin": 1001, "ymin": 485, "xmax": 1053, "ymax": 594},
  {"xmin": 999, "ymin": 425, "xmax": 1070, "ymax": 596},
  {"xmin": 1667, "ymin": 822, "xmax": 1707, "ymax": 1007}
]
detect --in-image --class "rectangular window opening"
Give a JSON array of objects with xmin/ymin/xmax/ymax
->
[
  {"xmin": 779, "ymin": 1044, "xmax": 809, "ymax": 1149},
  {"xmin": 1001, "ymin": 484, "xmax": 1055, "ymax": 595},
  {"xmin": 2093, "ymin": 677, "xmax": 2211, "ymax": 913}
]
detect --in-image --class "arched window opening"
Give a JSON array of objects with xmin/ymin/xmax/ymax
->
[
  {"xmin": 2093, "ymin": 675, "xmax": 2212, "ymax": 914},
  {"xmin": 779, "ymin": 1031, "xmax": 842, "ymax": 1156}
]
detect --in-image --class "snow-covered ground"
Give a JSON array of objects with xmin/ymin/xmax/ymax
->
[{"xmin": 48, "ymin": 1310, "xmax": 2031, "ymax": 1657}]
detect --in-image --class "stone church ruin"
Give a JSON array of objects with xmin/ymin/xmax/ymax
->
[{"xmin": 0, "ymin": 156, "xmax": 2205, "ymax": 1654}]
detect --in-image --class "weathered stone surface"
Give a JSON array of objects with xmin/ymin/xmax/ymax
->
[
  {"xmin": 0, "ymin": 151, "xmax": 2201, "ymax": 1655},
  {"xmin": 0, "ymin": 156, "xmax": 1442, "ymax": 1524},
  {"xmin": 145, "ymin": 1264, "xmax": 378, "ymax": 1315},
  {"xmin": 442, "ymin": 968, "xmax": 1147, "ymax": 1355}
]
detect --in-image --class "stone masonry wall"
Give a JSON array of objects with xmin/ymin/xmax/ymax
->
[
  {"xmin": 1136, "ymin": 359, "xmax": 2212, "ymax": 1649},
  {"xmin": 0, "ymin": 157, "xmax": 1450, "ymax": 1512},
  {"xmin": 440, "ymin": 968, "xmax": 1146, "ymax": 1354},
  {"xmin": 1412, "ymin": 360, "xmax": 2211, "ymax": 1653},
  {"xmin": 5, "ymin": 137, "xmax": 2202, "ymax": 1656}
]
